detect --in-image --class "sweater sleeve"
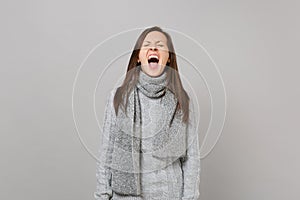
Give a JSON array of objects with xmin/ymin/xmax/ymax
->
[
  {"xmin": 94, "ymin": 89, "xmax": 117, "ymax": 200},
  {"xmin": 180, "ymin": 97, "xmax": 201, "ymax": 200}
]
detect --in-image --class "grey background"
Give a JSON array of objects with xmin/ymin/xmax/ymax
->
[{"xmin": 1, "ymin": 0, "xmax": 299, "ymax": 199}]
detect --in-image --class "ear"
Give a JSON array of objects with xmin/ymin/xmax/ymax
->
[{"xmin": 137, "ymin": 58, "xmax": 141, "ymax": 66}]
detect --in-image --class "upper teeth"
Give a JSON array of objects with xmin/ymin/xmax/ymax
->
[{"xmin": 148, "ymin": 55, "xmax": 158, "ymax": 59}]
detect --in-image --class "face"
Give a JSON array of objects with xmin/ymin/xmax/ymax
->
[{"xmin": 138, "ymin": 31, "xmax": 169, "ymax": 77}]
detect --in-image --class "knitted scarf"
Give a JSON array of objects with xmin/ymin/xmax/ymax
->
[{"xmin": 109, "ymin": 66, "xmax": 187, "ymax": 196}]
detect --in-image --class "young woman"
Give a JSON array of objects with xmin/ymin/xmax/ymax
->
[{"xmin": 94, "ymin": 26, "xmax": 200, "ymax": 200}]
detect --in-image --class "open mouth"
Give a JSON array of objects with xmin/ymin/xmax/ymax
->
[
  {"xmin": 148, "ymin": 57, "xmax": 159, "ymax": 63},
  {"xmin": 148, "ymin": 55, "xmax": 159, "ymax": 64},
  {"xmin": 147, "ymin": 54, "xmax": 160, "ymax": 69}
]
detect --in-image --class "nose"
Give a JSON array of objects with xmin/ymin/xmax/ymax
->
[{"xmin": 149, "ymin": 46, "xmax": 158, "ymax": 51}]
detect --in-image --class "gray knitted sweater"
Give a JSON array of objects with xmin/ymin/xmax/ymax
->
[{"xmin": 94, "ymin": 87, "xmax": 201, "ymax": 200}]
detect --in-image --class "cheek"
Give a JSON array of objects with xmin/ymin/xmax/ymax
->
[
  {"xmin": 161, "ymin": 52, "xmax": 169, "ymax": 61},
  {"xmin": 139, "ymin": 50, "xmax": 147, "ymax": 61}
]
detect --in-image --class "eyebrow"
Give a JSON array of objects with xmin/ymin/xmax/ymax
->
[{"xmin": 144, "ymin": 40, "xmax": 164, "ymax": 43}]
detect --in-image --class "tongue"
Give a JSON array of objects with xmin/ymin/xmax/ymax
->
[{"xmin": 149, "ymin": 62, "xmax": 158, "ymax": 69}]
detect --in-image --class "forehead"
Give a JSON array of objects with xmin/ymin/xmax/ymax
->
[{"xmin": 143, "ymin": 31, "xmax": 167, "ymax": 43}]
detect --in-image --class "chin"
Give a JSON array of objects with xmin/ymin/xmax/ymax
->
[{"xmin": 142, "ymin": 64, "xmax": 165, "ymax": 77}]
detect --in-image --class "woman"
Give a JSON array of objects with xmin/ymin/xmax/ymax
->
[{"xmin": 94, "ymin": 26, "xmax": 200, "ymax": 200}]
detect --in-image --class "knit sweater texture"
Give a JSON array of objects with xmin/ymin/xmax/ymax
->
[{"xmin": 94, "ymin": 70, "xmax": 201, "ymax": 200}]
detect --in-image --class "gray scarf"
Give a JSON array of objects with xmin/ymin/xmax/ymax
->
[{"xmin": 109, "ymin": 66, "xmax": 187, "ymax": 196}]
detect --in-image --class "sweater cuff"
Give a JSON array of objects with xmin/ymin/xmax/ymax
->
[{"xmin": 94, "ymin": 193, "xmax": 111, "ymax": 200}]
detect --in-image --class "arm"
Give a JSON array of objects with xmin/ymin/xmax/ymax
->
[
  {"xmin": 180, "ymin": 97, "xmax": 201, "ymax": 200},
  {"xmin": 94, "ymin": 89, "xmax": 117, "ymax": 200}
]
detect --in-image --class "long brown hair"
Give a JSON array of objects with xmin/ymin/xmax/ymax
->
[{"xmin": 113, "ymin": 26, "xmax": 190, "ymax": 123}]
